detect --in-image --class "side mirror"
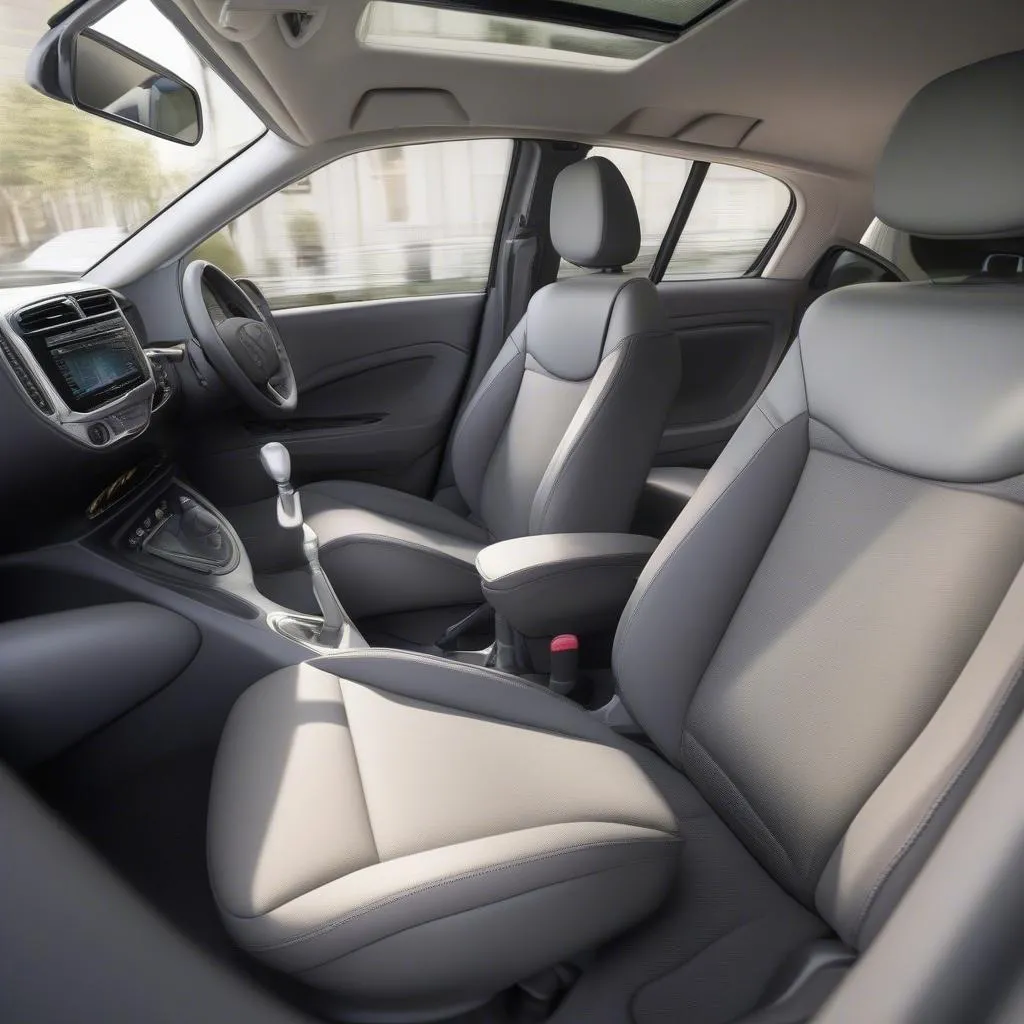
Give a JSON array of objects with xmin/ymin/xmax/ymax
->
[{"xmin": 27, "ymin": 21, "xmax": 202, "ymax": 147}]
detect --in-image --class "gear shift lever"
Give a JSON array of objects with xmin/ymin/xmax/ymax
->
[
  {"xmin": 260, "ymin": 441, "xmax": 302, "ymax": 528},
  {"xmin": 259, "ymin": 442, "xmax": 345, "ymax": 647}
]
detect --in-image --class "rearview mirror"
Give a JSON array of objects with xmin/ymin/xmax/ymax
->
[{"xmin": 71, "ymin": 30, "xmax": 201, "ymax": 145}]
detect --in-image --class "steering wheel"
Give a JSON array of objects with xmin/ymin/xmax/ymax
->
[{"xmin": 181, "ymin": 260, "xmax": 298, "ymax": 416}]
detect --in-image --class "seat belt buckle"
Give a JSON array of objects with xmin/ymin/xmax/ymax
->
[{"xmin": 549, "ymin": 634, "xmax": 579, "ymax": 695}]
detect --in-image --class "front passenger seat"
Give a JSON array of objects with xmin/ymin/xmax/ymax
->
[
  {"xmin": 235, "ymin": 156, "xmax": 681, "ymax": 622},
  {"xmin": 208, "ymin": 52, "xmax": 1024, "ymax": 1023}
]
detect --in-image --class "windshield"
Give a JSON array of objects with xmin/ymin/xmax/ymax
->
[{"xmin": 0, "ymin": 0, "xmax": 264, "ymax": 285}]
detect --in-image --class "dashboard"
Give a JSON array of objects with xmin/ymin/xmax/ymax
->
[
  {"xmin": 0, "ymin": 280, "xmax": 187, "ymax": 551},
  {"xmin": 0, "ymin": 283, "xmax": 173, "ymax": 450}
]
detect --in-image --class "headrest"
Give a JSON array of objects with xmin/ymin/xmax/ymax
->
[
  {"xmin": 875, "ymin": 51, "xmax": 1024, "ymax": 238},
  {"xmin": 801, "ymin": 282, "xmax": 1024, "ymax": 483},
  {"xmin": 550, "ymin": 157, "xmax": 641, "ymax": 269}
]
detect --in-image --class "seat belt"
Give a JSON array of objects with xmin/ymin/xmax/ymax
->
[
  {"xmin": 434, "ymin": 216, "xmax": 539, "ymax": 495},
  {"xmin": 500, "ymin": 215, "xmax": 539, "ymax": 342}
]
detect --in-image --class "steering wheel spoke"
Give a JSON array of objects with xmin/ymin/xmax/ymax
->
[{"xmin": 181, "ymin": 261, "xmax": 298, "ymax": 416}]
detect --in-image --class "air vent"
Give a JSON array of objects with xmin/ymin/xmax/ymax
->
[
  {"xmin": 0, "ymin": 334, "xmax": 52, "ymax": 413},
  {"xmin": 77, "ymin": 290, "xmax": 119, "ymax": 318},
  {"xmin": 15, "ymin": 298, "xmax": 80, "ymax": 334}
]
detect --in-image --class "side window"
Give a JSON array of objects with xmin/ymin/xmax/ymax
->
[
  {"xmin": 558, "ymin": 147, "xmax": 692, "ymax": 278},
  {"xmin": 195, "ymin": 139, "xmax": 513, "ymax": 309},
  {"xmin": 662, "ymin": 163, "xmax": 791, "ymax": 280}
]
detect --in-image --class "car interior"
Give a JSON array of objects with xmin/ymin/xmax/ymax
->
[{"xmin": 3, "ymin": 1, "xmax": 1024, "ymax": 1022}]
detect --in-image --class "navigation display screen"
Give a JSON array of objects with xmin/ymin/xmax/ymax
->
[
  {"xmin": 53, "ymin": 336, "xmax": 140, "ymax": 397},
  {"xmin": 35, "ymin": 319, "xmax": 146, "ymax": 412}
]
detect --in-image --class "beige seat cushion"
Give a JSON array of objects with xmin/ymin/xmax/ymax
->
[{"xmin": 208, "ymin": 655, "xmax": 678, "ymax": 1014}]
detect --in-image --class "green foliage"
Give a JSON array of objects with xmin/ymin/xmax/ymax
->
[
  {"xmin": 190, "ymin": 230, "xmax": 246, "ymax": 276},
  {"xmin": 0, "ymin": 83, "xmax": 165, "ymax": 207}
]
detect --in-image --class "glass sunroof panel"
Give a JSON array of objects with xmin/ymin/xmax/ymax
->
[
  {"xmin": 358, "ymin": 2, "xmax": 664, "ymax": 67},
  {"xmin": 555, "ymin": 0, "xmax": 726, "ymax": 30}
]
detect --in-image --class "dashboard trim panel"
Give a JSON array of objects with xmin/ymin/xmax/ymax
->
[{"xmin": 0, "ymin": 289, "xmax": 156, "ymax": 449}]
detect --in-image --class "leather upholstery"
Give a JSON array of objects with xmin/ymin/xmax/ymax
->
[
  {"xmin": 208, "ymin": 657, "xmax": 678, "ymax": 1016},
  {"xmin": 476, "ymin": 533, "xmax": 658, "ymax": 637},
  {"xmin": 615, "ymin": 280, "xmax": 1024, "ymax": 948},
  {"xmin": 243, "ymin": 161, "xmax": 678, "ymax": 620},
  {"xmin": 210, "ymin": 53, "xmax": 1024, "ymax": 1020},
  {"xmin": 549, "ymin": 156, "xmax": 641, "ymax": 269},
  {"xmin": 875, "ymin": 50, "xmax": 1024, "ymax": 237}
]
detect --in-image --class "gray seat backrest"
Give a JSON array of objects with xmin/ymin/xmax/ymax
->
[
  {"xmin": 613, "ymin": 49, "xmax": 1024, "ymax": 952},
  {"xmin": 450, "ymin": 157, "xmax": 681, "ymax": 540}
]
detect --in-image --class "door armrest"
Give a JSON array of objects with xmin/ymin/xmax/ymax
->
[{"xmin": 475, "ymin": 533, "xmax": 658, "ymax": 638}]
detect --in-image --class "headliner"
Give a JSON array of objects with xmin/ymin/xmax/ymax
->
[{"xmin": 165, "ymin": 0, "xmax": 1024, "ymax": 179}]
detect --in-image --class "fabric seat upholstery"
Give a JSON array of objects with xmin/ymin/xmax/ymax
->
[
  {"xmin": 209, "ymin": 52, "xmax": 1024, "ymax": 1023},
  {"xmin": 235, "ymin": 156, "xmax": 681, "ymax": 620}
]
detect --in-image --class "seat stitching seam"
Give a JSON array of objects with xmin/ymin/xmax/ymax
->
[
  {"xmin": 483, "ymin": 556, "xmax": 649, "ymax": 592},
  {"xmin": 336, "ymin": 679, "xmax": 382, "ymax": 865},
  {"xmin": 532, "ymin": 335, "xmax": 646, "ymax": 533},
  {"xmin": 294, "ymin": 851, "xmax": 670, "ymax": 974},
  {"xmin": 321, "ymin": 649, "xmax": 585, "ymax": 710},
  {"xmin": 318, "ymin": 534, "xmax": 480, "ymax": 571},
  {"xmin": 617, "ymin": 413, "xmax": 802, "ymax": 655},
  {"xmin": 303, "ymin": 490, "xmax": 487, "ymax": 545},
  {"xmin": 236, "ymin": 837, "xmax": 678, "ymax": 951},
  {"xmin": 450, "ymin": 339, "xmax": 525, "ymax": 509},
  {"xmin": 852, "ymin": 656, "xmax": 1024, "ymax": 938},
  {"xmin": 683, "ymin": 730, "xmax": 795, "ymax": 874}
]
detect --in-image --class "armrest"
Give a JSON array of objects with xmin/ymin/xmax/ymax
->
[{"xmin": 475, "ymin": 533, "xmax": 658, "ymax": 638}]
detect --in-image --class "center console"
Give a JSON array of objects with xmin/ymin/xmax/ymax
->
[{"xmin": 94, "ymin": 455, "xmax": 364, "ymax": 657}]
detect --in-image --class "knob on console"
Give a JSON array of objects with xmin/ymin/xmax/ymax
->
[{"xmin": 259, "ymin": 442, "xmax": 291, "ymax": 485}]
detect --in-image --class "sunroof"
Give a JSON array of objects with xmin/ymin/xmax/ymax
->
[
  {"xmin": 358, "ymin": 1, "xmax": 668, "ymax": 66},
  {"xmin": 541, "ymin": 0, "xmax": 729, "ymax": 31}
]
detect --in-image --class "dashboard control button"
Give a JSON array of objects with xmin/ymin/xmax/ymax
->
[{"xmin": 87, "ymin": 422, "xmax": 110, "ymax": 445}]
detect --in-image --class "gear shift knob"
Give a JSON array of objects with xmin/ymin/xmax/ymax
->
[
  {"xmin": 259, "ymin": 441, "xmax": 302, "ymax": 529},
  {"xmin": 259, "ymin": 442, "xmax": 291, "ymax": 486}
]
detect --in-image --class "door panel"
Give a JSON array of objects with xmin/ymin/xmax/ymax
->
[
  {"xmin": 654, "ymin": 278, "xmax": 804, "ymax": 466},
  {"xmin": 193, "ymin": 293, "xmax": 484, "ymax": 505}
]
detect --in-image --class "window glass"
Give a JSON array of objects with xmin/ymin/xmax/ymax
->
[
  {"xmin": 663, "ymin": 164, "xmax": 791, "ymax": 279},
  {"xmin": 0, "ymin": 0, "xmax": 263, "ymax": 284},
  {"xmin": 558, "ymin": 146, "xmax": 692, "ymax": 277},
  {"xmin": 202, "ymin": 139, "xmax": 512, "ymax": 308}
]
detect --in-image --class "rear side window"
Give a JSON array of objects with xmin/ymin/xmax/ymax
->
[
  {"xmin": 663, "ymin": 163, "xmax": 791, "ymax": 279},
  {"xmin": 557, "ymin": 146, "xmax": 791, "ymax": 280}
]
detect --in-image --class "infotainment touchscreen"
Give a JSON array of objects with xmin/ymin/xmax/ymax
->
[
  {"xmin": 32, "ymin": 318, "xmax": 147, "ymax": 413},
  {"xmin": 52, "ymin": 335, "xmax": 141, "ymax": 402}
]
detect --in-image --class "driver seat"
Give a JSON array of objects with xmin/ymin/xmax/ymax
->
[{"xmin": 232, "ymin": 157, "xmax": 681, "ymax": 623}]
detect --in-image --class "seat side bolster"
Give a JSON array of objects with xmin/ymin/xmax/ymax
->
[
  {"xmin": 529, "ymin": 330, "xmax": 682, "ymax": 536},
  {"xmin": 816, "ymin": 556, "xmax": 1024, "ymax": 947},
  {"xmin": 450, "ymin": 328, "xmax": 527, "ymax": 520},
  {"xmin": 218, "ymin": 820, "xmax": 678, "ymax": 974},
  {"xmin": 612, "ymin": 342, "xmax": 810, "ymax": 762}
]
